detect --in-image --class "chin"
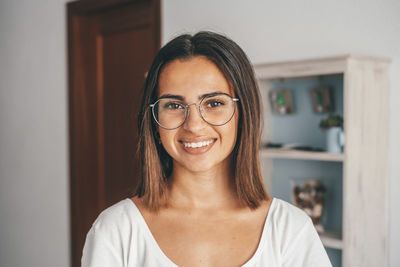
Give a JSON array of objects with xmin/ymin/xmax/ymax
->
[
  {"xmin": 176, "ymin": 156, "xmax": 230, "ymax": 174},
  {"xmin": 178, "ymin": 161, "xmax": 215, "ymax": 173}
]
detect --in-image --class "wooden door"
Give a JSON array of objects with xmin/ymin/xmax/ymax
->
[{"xmin": 67, "ymin": 0, "xmax": 160, "ymax": 266}]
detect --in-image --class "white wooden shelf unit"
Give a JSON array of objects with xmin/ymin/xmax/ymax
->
[{"xmin": 254, "ymin": 55, "xmax": 389, "ymax": 267}]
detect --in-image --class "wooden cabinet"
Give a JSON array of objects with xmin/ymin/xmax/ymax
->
[{"xmin": 254, "ymin": 55, "xmax": 389, "ymax": 267}]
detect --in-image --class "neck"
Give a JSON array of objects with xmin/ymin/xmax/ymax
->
[{"xmin": 166, "ymin": 159, "xmax": 240, "ymax": 211}]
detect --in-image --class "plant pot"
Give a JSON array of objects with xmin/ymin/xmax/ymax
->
[{"xmin": 326, "ymin": 127, "xmax": 344, "ymax": 153}]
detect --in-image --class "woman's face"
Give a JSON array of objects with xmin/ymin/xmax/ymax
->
[{"xmin": 157, "ymin": 56, "xmax": 239, "ymax": 174}]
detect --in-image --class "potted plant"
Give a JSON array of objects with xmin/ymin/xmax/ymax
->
[
  {"xmin": 319, "ymin": 114, "xmax": 343, "ymax": 129},
  {"xmin": 319, "ymin": 114, "xmax": 344, "ymax": 153}
]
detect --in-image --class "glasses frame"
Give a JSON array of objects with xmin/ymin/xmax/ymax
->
[{"xmin": 149, "ymin": 93, "xmax": 239, "ymax": 130}]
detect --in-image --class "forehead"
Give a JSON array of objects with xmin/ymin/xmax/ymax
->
[{"xmin": 158, "ymin": 56, "xmax": 233, "ymax": 99}]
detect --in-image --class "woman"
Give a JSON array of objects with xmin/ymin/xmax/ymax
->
[{"xmin": 82, "ymin": 31, "xmax": 332, "ymax": 267}]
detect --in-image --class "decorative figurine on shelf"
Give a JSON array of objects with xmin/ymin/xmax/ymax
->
[
  {"xmin": 269, "ymin": 89, "xmax": 294, "ymax": 115},
  {"xmin": 292, "ymin": 179, "xmax": 326, "ymax": 233},
  {"xmin": 319, "ymin": 114, "xmax": 345, "ymax": 153},
  {"xmin": 310, "ymin": 87, "xmax": 332, "ymax": 113}
]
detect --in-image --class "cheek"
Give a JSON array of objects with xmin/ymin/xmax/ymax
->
[
  {"xmin": 159, "ymin": 129, "xmax": 176, "ymax": 152},
  {"xmin": 159, "ymin": 129, "xmax": 168, "ymax": 144}
]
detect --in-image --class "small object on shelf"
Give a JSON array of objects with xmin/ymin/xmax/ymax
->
[
  {"xmin": 269, "ymin": 89, "xmax": 294, "ymax": 115},
  {"xmin": 326, "ymin": 127, "xmax": 345, "ymax": 153},
  {"xmin": 281, "ymin": 143, "xmax": 305, "ymax": 149},
  {"xmin": 291, "ymin": 146, "xmax": 324, "ymax": 152},
  {"xmin": 319, "ymin": 114, "xmax": 343, "ymax": 129},
  {"xmin": 292, "ymin": 179, "xmax": 326, "ymax": 233},
  {"xmin": 310, "ymin": 87, "xmax": 332, "ymax": 113},
  {"xmin": 264, "ymin": 142, "xmax": 323, "ymax": 152},
  {"xmin": 264, "ymin": 142, "xmax": 283, "ymax": 148},
  {"xmin": 319, "ymin": 114, "xmax": 345, "ymax": 153}
]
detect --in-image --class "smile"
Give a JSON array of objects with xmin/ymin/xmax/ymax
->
[
  {"xmin": 179, "ymin": 138, "xmax": 216, "ymax": 154},
  {"xmin": 183, "ymin": 140, "xmax": 215, "ymax": 148}
]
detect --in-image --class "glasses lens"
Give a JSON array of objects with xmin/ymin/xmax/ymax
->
[
  {"xmin": 200, "ymin": 94, "xmax": 236, "ymax": 126},
  {"xmin": 153, "ymin": 98, "xmax": 186, "ymax": 129}
]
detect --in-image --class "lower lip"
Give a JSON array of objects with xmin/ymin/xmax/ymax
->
[{"xmin": 180, "ymin": 140, "xmax": 216, "ymax": 154}]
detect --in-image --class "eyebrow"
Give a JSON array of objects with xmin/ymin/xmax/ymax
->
[{"xmin": 159, "ymin": 91, "xmax": 230, "ymax": 101}]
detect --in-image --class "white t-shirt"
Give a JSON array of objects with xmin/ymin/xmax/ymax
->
[{"xmin": 82, "ymin": 198, "xmax": 332, "ymax": 267}]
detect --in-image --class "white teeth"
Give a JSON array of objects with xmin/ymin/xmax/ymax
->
[{"xmin": 183, "ymin": 140, "xmax": 214, "ymax": 148}]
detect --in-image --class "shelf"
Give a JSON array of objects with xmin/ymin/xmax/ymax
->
[
  {"xmin": 255, "ymin": 56, "xmax": 390, "ymax": 266},
  {"xmin": 319, "ymin": 231, "xmax": 343, "ymax": 250},
  {"xmin": 260, "ymin": 148, "xmax": 345, "ymax": 162}
]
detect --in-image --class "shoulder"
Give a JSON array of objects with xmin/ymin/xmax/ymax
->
[
  {"xmin": 269, "ymin": 198, "xmax": 311, "ymax": 228},
  {"xmin": 89, "ymin": 198, "xmax": 139, "ymax": 239},
  {"xmin": 267, "ymin": 198, "xmax": 315, "ymax": 248},
  {"xmin": 266, "ymin": 198, "xmax": 332, "ymax": 266},
  {"xmin": 82, "ymin": 199, "xmax": 141, "ymax": 266}
]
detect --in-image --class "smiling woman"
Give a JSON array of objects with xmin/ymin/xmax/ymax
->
[
  {"xmin": 156, "ymin": 57, "xmax": 240, "ymax": 180},
  {"xmin": 136, "ymin": 32, "xmax": 268, "ymax": 211},
  {"xmin": 81, "ymin": 31, "xmax": 332, "ymax": 267}
]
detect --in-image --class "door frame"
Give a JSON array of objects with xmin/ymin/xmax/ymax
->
[{"xmin": 67, "ymin": 0, "xmax": 160, "ymax": 265}]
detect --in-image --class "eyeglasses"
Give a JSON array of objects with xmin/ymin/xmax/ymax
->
[{"xmin": 150, "ymin": 93, "xmax": 239, "ymax": 130}]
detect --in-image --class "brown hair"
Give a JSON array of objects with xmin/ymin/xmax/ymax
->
[{"xmin": 135, "ymin": 31, "xmax": 268, "ymax": 210}]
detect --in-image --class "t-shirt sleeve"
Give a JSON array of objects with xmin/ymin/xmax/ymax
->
[
  {"xmin": 282, "ymin": 216, "xmax": 332, "ymax": 267},
  {"xmin": 81, "ymin": 223, "xmax": 123, "ymax": 267}
]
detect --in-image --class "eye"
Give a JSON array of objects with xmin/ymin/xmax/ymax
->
[
  {"xmin": 205, "ymin": 98, "xmax": 226, "ymax": 108},
  {"xmin": 163, "ymin": 101, "xmax": 184, "ymax": 110}
]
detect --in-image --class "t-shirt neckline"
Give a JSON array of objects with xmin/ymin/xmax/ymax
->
[{"xmin": 126, "ymin": 197, "xmax": 275, "ymax": 267}]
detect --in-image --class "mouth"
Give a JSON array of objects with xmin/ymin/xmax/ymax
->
[
  {"xmin": 182, "ymin": 139, "xmax": 215, "ymax": 148},
  {"xmin": 178, "ymin": 138, "xmax": 216, "ymax": 154}
]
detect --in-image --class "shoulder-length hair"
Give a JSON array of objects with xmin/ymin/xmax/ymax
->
[{"xmin": 135, "ymin": 31, "xmax": 268, "ymax": 210}]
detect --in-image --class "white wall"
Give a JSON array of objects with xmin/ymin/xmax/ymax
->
[
  {"xmin": 0, "ymin": 1, "xmax": 70, "ymax": 267},
  {"xmin": 161, "ymin": 0, "xmax": 400, "ymax": 266}
]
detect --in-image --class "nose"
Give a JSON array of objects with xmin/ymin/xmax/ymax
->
[{"xmin": 182, "ymin": 103, "xmax": 207, "ymax": 132}]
